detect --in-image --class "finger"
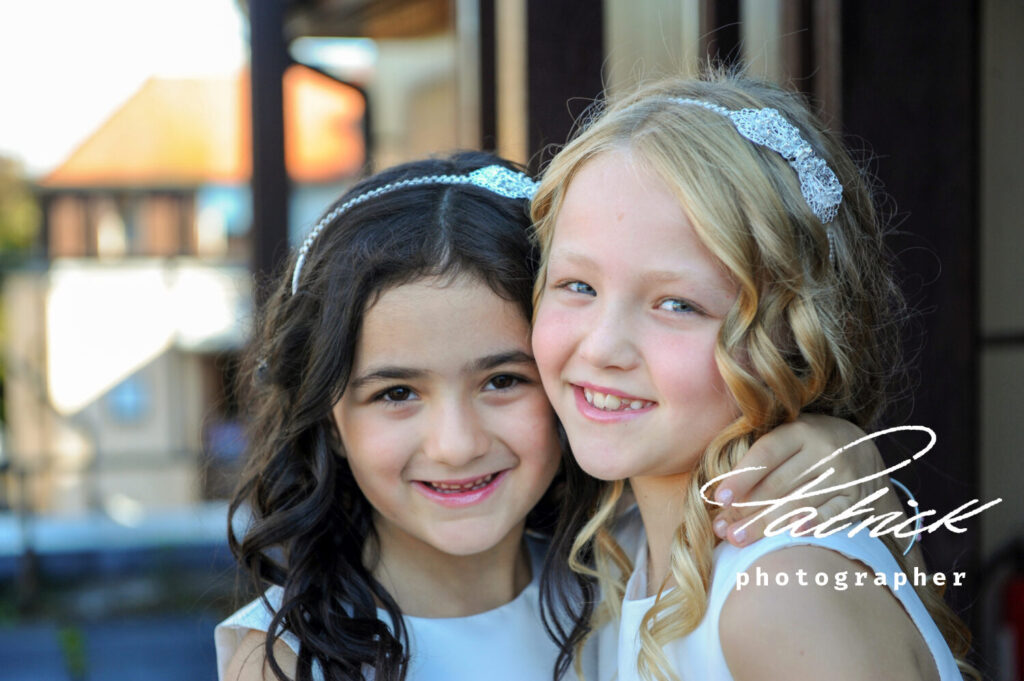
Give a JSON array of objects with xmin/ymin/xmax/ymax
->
[
  {"xmin": 725, "ymin": 490, "xmax": 864, "ymax": 546},
  {"xmin": 726, "ymin": 449, "xmax": 834, "ymax": 520},
  {"xmin": 723, "ymin": 498, "xmax": 824, "ymax": 546},
  {"xmin": 717, "ymin": 424, "xmax": 805, "ymax": 506},
  {"xmin": 731, "ymin": 424, "xmax": 887, "ymax": 514},
  {"xmin": 791, "ymin": 414, "xmax": 882, "ymax": 480},
  {"xmin": 802, "ymin": 494, "xmax": 863, "ymax": 531}
]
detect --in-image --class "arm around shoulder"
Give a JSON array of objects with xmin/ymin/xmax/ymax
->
[
  {"xmin": 224, "ymin": 630, "xmax": 299, "ymax": 681},
  {"xmin": 719, "ymin": 546, "xmax": 939, "ymax": 681}
]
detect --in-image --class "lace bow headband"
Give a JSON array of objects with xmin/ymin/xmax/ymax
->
[
  {"xmin": 668, "ymin": 97, "xmax": 842, "ymax": 262},
  {"xmin": 290, "ymin": 165, "xmax": 538, "ymax": 294},
  {"xmin": 668, "ymin": 98, "xmax": 843, "ymax": 224}
]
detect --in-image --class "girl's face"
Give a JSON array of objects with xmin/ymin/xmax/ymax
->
[
  {"xmin": 333, "ymin": 274, "xmax": 561, "ymax": 558},
  {"xmin": 533, "ymin": 148, "xmax": 740, "ymax": 483}
]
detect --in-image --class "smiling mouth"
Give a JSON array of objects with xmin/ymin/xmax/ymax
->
[
  {"xmin": 414, "ymin": 471, "xmax": 509, "ymax": 507},
  {"xmin": 582, "ymin": 387, "xmax": 654, "ymax": 412},
  {"xmin": 422, "ymin": 473, "xmax": 497, "ymax": 494}
]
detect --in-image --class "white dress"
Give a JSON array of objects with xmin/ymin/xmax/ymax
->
[
  {"xmin": 215, "ymin": 535, "xmax": 598, "ymax": 681},
  {"xmin": 616, "ymin": 529, "xmax": 963, "ymax": 681}
]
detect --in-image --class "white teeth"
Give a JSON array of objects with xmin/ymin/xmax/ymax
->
[
  {"xmin": 582, "ymin": 387, "xmax": 652, "ymax": 412},
  {"xmin": 428, "ymin": 473, "xmax": 495, "ymax": 493}
]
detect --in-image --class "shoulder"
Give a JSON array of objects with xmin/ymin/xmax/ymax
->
[
  {"xmin": 223, "ymin": 629, "xmax": 299, "ymax": 681},
  {"xmin": 718, "ymin": 545, "xmax": 938, "ymax": 681},
  {"xmin": 217, "ymin": 589, "xmax": 304, "ymax": 681}
]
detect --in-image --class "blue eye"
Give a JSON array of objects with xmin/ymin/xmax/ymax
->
[
  {"xmin": 658, "ymin": 298, "xmax": 696, "ymax": 314},
  {"xmin": 484, "ymin": 374, "xmax": 523, "ymax": 391},
  {"xmin": 565, "ymin": 281, "xmax": 596, "ymax": 296}
]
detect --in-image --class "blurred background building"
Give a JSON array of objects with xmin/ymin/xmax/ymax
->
[{"xmin": 0, "ymin": 0, "xmax": 1021, "ymax": 679}]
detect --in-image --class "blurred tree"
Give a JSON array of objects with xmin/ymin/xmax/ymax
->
[
  {"xmin": 0, "ymin": 154, "xmax": 40, "ymax": 428},
  {"xmin": 0, "ymin": 155, "xmax": 39, "ymax": 255}
]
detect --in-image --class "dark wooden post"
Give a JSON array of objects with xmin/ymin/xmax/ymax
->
[
  {"xmin": 478, "ymin": 0, "xmax": 498, "ymax": 151},
  {"xmin": 249, "ymin": 0, "xmax": 291, "ymax": 298},
  {"xmin": 524, "ymin": 0, "xmax": 604, "ymax": 174}
]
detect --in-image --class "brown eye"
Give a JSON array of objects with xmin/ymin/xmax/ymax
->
[
  {"xmin": 485, "ymin": 374, "xmax": 522, "ymax": 391},
  {"xmin": 381, "ymin": 386, "xmax": 414, "ymax": 402}
]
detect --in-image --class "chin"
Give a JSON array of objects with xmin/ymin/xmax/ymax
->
[
  {"xmin": 427, "ymin": 533, "xmax": 502, "ymax": 557},
  {"xmin": 426, "ymin": 520, "xmax": 515, "ymax": 558},
  {"xmin": 570, "ymin": 448, "xmax": 633, "ymax": 482}
]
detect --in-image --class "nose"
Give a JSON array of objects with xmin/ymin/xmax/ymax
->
[
  {"xmin": 578, "ymin": 302, "xmax": 639, "ymax": 370},
  {"xmin": 423, "ymin": 397, "xmax": 490, "ymax": 468}
]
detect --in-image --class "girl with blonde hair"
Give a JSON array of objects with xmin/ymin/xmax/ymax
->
[{"xmin": 531, "ymin": 72, "xmax": 973, "ymax": 680}]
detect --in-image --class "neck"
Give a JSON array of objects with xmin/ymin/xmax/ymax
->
[
  {"xmin": 630, "ymin": 471, "xmax": 692, "ymax": 597},
  {"xmin": 368, "ymin": 518, "xmax": 532, "ymax": 618}
]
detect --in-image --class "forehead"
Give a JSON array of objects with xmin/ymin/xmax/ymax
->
[
  {"xmin": 356, "ymin": 274, "xmax": 531, "ymax": 366},
  {"xmin": 551, "ymin": 149, "xmax": 735, "ymax": 296},
  {"xmin": 559, "ymin": 148, "xmax": 685, "ymax": 232}
]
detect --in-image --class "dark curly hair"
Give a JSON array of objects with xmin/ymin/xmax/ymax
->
[{"xmin": 228, "ymin": 151, "xmax": 559, "ymax": 681}]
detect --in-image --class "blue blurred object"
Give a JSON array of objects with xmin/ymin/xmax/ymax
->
[
  {"xmin": 0, "ymin": 615, "xmax": 219, "ymax": 680},
  {"xmin": 204, "ymin": 421, "xmax": 246, "ymax": 462}
]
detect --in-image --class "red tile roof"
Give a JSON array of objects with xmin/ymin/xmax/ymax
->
[{"xmin": 42, "ymin": 66, "xmax": 365, "ymax": 187}]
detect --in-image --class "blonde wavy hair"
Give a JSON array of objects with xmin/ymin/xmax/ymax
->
[{"xmin": 531, "ymin": 71, "xmax": 974, "ymax": 681}]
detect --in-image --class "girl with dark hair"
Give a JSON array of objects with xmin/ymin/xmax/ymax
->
[{"xmin": 214, "ymin": 151, "xmax": 900, "ymax": 681}]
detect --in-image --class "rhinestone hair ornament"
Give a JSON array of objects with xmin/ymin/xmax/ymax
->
[
  {"xmin": 290, "ymin": 165, "xmax": 539, "ymax": 294},
  {"xmin": 667, "ymin": 97, "xmax": 842, "ymax": 262}
]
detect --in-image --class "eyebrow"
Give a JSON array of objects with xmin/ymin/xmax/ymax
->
[
  {"xmin": 552, "ymin": 249, "xmax": 733, "ymax": 298},
  {"xmin": 348, "ymin": 367, "xmax": 424, "ymax": 391},
  {"xmin": 470, "ymin": 350, "xmax": 535, "ymax": 372},
  {"xmin": 553, "ymin": 251, "xmax": 692, "ymax": 282},
  {"xmin": 554, "ymin": 250, "xmax": 597, "ymax": 269},
  {"xmin": 349, "ymin": 350, "xmax": 535, "ymax": 390}
]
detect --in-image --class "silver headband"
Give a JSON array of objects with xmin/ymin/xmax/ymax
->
[
  {"xmin": 290, "ymin": 165, "xmax": 539, "ymax": 294},
  {"xmin": 668, "ymin": 98, "xmax": 843, "ymax": 228}
]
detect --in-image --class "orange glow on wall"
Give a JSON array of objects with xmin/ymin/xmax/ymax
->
[{"xmin": 284, "ymin": 65, "xmax": 366, "ymax": 183}]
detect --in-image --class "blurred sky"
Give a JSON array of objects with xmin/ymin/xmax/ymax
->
[{"xmin": 0, "ymin": 0, "xmax": 248, "ymax": 178}]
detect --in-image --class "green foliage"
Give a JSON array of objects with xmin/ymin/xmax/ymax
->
[
  {"xmin": 0, "ymin": 155, "xmax": 40, "ymax": 256},
  {"xmin": 58, "ymin": 626, "xmax": 89, "ymax": 680},
  {"xmin": 0, "ymin": 154, "xmax": 40, "ymax": 425}
]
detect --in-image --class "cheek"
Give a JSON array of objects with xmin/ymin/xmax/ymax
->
[
  {"xmin": 532, "ymin": 301, "xmax": 577, "ymax": 382},
  {"xmin": 656, "ymin": 332, "xmax": 733, "ymax": 412},
  {"xmin": 497, "ymin": 394, "xmax": 562, "ymax": 475},
  {"xmin": 338, "ymin": 409, "xmax": 415, "ymax": 477}
]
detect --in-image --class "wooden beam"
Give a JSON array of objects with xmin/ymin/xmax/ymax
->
[
  {"xmin": 249, "ymin": 0, "xmax": 291, "ymax": 297},
  {"xmin": 525, "ymin": 0, "xmax": 604, "ymax": 174}
]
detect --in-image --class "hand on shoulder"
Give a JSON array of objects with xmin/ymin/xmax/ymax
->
[
  {"xmin": 719, "ymin": 546, "xmax": 939, "ymax": 681},
  {"xmin": 225, "ymin": 630, "xmax": 298, "ymax": 681}
]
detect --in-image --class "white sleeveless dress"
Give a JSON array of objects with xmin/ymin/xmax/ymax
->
[
  {"xmin": 215, "ymin": 535, "xmax": 598, "ymax": 681},
  {"xmin": 616, "ymin": 529, "xmax": 963, "ymax": 681}
]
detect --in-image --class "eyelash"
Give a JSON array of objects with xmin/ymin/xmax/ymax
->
[
  {"xmin": 371, "ymin": 373, "xmax": 527, "ymax": 405},
  {"xmin": 373, "ymin": 386, "xmax": 417, "ymax": 404},
  {"xmin": 657, "ymin": 298, "xmax": 700, "ymax": 315},
  {"xmin": 558, "ymin": 280, "xmax": 595, "ymax": 296},
  {"xmin": 559, "ymin": 281, "xmax": 702, "ymax": 315},
  {"xmin": 484, "ymin": 373, "xmax": 527, "ymax": 391}
]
